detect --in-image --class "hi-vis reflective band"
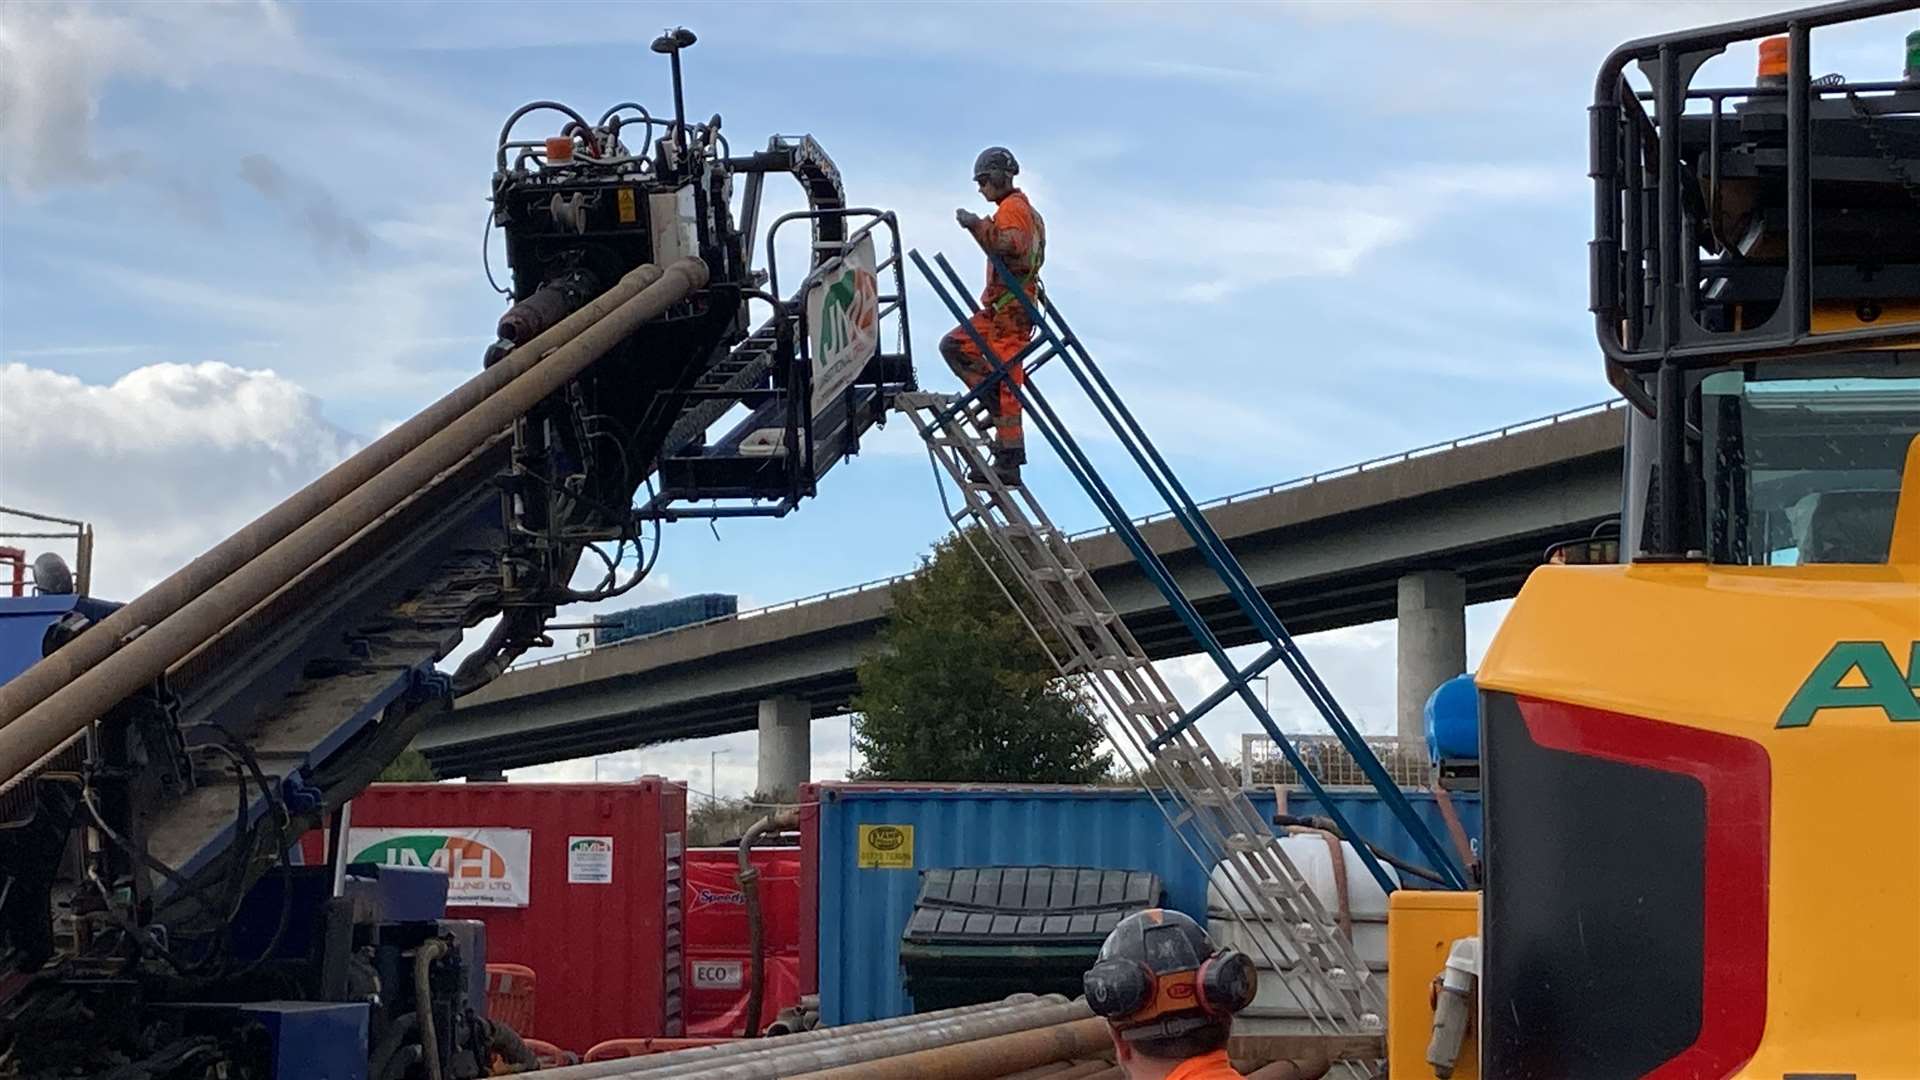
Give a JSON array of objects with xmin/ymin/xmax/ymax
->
[
  {"xmin": 989, "ymin": 235, "xmax": 1045, "ymax": 314},
  {"xmin": 1776, "ymin": 641, "xmax": 1920, "ymax": 728}
]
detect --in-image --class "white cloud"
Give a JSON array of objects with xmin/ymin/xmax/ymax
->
[
  {"xmin": 0, "ymin": 2, "xmax": 300, "ymax": 197},
  {"xmin": 1291, "ymin": 1, "xmax": 1836, "ymax": 42},
  {"xmin": 55, "ymin": 225, "xmax": 493, "ymax": 411},
  {"xmin": 0, "ymin": 361, "xmax": 358, "ymax": 598},
  {"xmin": 1055, "ymin": 163, "xmax": 1565, "ymax": 306}
]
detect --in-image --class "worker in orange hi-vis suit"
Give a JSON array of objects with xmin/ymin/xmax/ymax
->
[
  {"xmin": 1083, "ymin": 910, "xmax": 1257, "ymax": 1079},
  {"xmin": 940, "ymin": 146, "xmax": 1046, "ymax": 487}
]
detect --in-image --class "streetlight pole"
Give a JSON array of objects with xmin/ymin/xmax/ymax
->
[{"xmin": 709, "ymin": 748, "xmax": 730, "ymax": 801}]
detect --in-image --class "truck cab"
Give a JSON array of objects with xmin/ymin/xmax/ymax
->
[{"xmin": 1476, "ymin": 6, "xmax": 1920, "ymax": 1077}]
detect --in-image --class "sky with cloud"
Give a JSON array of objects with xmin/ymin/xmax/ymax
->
[{"xmin": 3, "ymin": 1, "xmax": 1915, "ymax": 798}]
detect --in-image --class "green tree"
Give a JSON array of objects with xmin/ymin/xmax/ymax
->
[
  {"xmin": 687, "ymin": 793, "xmax": 788, "ymax": 847},
  {"xmin": 377, "ymin": 748, "xmax": 436, "ymax": 782},
  {"xmin": 851, "ymin": 531, "xmax": 1112, "ymax": 783}
]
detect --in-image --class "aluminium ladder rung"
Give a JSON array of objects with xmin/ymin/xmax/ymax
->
[{"xmin": 906, "ymin": 394, "xmax": 1384, "ymax": 1033}]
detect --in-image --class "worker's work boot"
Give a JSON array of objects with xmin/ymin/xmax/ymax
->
[
  {"xmin": 994, "ymin": 447, "xmax": 1025, "ymax": 487},
  {"xmin": 965, "ymin": 460, "xmax": 1022, "ymax": 487}
]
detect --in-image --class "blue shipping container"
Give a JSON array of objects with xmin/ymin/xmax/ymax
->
[{"xmin": 811, "ymin": 783, "xmax": 1480, "ymax": 1025}]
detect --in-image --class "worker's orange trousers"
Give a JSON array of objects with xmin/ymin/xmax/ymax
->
[{"xmin": 942, "ymin": 308, "xmax": 1031, "ymax": 461}]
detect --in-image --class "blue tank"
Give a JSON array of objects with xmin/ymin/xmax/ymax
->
[{"xmin": 1424, "ymin": 672, "xmax": 1480, "ymax": 762}]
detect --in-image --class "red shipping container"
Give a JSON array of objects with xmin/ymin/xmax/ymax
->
[
  {"xmin": 682, "ymin": 846, "xmax": 802, "ymax": 1036},
  {"xmin": 332, "ymin": 780, "xmax": 687, "ymax": 1054}
]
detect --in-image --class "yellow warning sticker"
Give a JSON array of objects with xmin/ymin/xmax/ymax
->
[
  {"xmin": 617, "ymin": 188, "xmax": 637, "ymax": 224},
  {"xmin": 856, "ymin": 824, "xmax": 914, "ymax": 869}
]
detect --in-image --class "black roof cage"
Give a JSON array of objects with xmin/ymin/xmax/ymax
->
[{"xmin": 1591, "ymin": 0, "xmax": 1920, "ymax": 391}]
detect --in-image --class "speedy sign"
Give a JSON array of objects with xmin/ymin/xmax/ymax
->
[{"xmin": 347, "ymin": 827, "xmax": 532, "ymax": 907}]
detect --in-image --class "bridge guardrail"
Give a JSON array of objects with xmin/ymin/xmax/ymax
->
[
  {"xmin": 504, "ymin": 399, "xmax": 1622, "ymax": 673},
  {"xmin": 1065, "ymin": 398, "xmax": 1624, "ymax": 540}
]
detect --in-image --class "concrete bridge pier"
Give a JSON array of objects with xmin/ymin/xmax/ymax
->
[
  {"xmin": 756, "ymin": 694, "xmax": 810, "ymax": 797},
  {"xmin": 1396, "ymin": 570, "xmax": 1467, "ymax": 745}
]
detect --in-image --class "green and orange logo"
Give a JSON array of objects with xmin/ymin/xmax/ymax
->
[
  {"xmin": 816, "ymin": 264, "xmax": 878, "ymax": 360},
  {"xmin": 350, "ymin": 833, "xmax": 509, "ymax": 880}
]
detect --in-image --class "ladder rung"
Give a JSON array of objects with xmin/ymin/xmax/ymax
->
[{"xmin": 898, "ymin": 370, "xmax": 1388, "ymax": 1027}]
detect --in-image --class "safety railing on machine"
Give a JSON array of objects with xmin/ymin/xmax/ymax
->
[{"xmin": 1241, "ymin": 733, "xmax": 1433, "ymax": 789}]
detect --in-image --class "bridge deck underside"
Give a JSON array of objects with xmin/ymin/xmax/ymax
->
[{"xmin": 421, "ymin": 415, "xmax": 1622, "ymax": 775}]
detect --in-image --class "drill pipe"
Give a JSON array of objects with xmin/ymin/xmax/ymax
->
[
  {"xmin": 555, "ymin": 999, "xmax": 1094, "ymax": 1080},
  {"xmin": 0, "ymin": 259, "xmax": 707, "ymax": 790},
  {"xmin": 997, "ymin": 1060, "xmax": 1114, "ymax": 1080},
  {"xmin": 532, "ymin": 997, "xmax": 1062, "ymax": 1080},
  {"xmin": 784, "ymin": 1015, "xmax": 1111, "ymax": 1080},
  {"xmin": 0, "ymin": 263, "xmax": 664, "ymax": 741}
]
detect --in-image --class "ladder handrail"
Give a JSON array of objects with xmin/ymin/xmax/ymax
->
[
  {"xmin": 912, "ymin": 250, "xmax": 1405, "ymax": 896},
  {"xmin": 904, "ymin": 392, "xmax": 1389, "ymax": 1038},
  {"xmin": 911, "ymin": 247, "xmax": 1466, "ymax": 890}
]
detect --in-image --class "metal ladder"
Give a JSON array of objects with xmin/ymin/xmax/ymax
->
[
  {"xmin": 900, "ymin": 390, "xmax": 1388, "ymax": 1035},
  {"xmin": 900, "ymin": 243, "xmax": 1473, "ymax": 1052}
]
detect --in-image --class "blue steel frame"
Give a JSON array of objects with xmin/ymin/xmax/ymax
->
[{"xmin": 912, "ymin": 247, "xmax": 1467, "ymax": 891}]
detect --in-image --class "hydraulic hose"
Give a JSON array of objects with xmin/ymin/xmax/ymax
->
[
  {"xmin": 0, "ymin": 259, "xmax": 708, "ymax": 791},
  {"xmin": 737, "ymin": 807, "xmax": 799, "ymax": 1037},
  {"xmin": 0, "ymin": 261, "xmax": 671, "ymax": 771},
  {"xmin": 368, "ymin": 1012, "xmax": 420, "ymax": 1080},
  {"xmin": 1273, "ymin": 813, "xmax": 1448, "ymax": 887},
  {"xmin": 487, "ymin": 1019, "xmax": 542, "ymax": 1074},
  {"xmin": 414, "ymin": 938, "xmax": 449, "ymax": 1080}
]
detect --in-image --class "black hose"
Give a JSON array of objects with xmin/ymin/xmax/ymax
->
[
  {"xmin": 414, "ymin": 939, "xmax": 449, "ymax": 1080},
  {"xmin": 379, "ymin": 1044, "xmax": 424, "ymax": 1080},
  {"xmin": 496, "ymin": 101, "xmax": 594, "ymax": 169},
  {"xmin": 487, "ymin": 1019, "xmax": 541, "ymax": 1073},
  {"xmin": 1273, "ymin": 813, "xmax": 1449, "ymax": 886},
  {"xmin": 369, "ymin": 1012, "xmax": 420, "ymax": 1080}
]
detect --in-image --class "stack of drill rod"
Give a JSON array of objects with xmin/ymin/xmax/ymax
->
[{"xmin": 526, "ymin": 994, "xmax": 1354, "ymax": 1079}]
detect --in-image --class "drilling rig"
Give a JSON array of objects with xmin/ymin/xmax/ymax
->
[{"xmin": 0, "ymin": 30, "xmax": 911, "ymax": 1079}]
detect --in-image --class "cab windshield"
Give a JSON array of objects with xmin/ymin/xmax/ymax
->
[{"xmin": 1702, "ymin": 359, "xmax": 1919, "ymax": 566}]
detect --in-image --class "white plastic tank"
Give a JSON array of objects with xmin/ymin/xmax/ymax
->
[{"xmin": 1206, "ymin": 833, "xmax": 1396, "ymax": 1032}]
